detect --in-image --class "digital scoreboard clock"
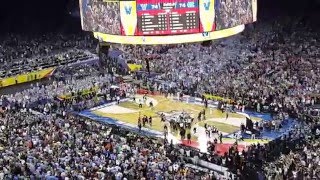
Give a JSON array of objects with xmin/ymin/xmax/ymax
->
[
  {"xmin": 136, "ymin": 0, "xmax": 200, "ymax": 35},
  {"xmin": 80, "ymin": 0, "xmax": 257, "ymax": 44}
]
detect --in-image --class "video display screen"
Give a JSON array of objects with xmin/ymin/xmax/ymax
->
[
  {"xmin": 236, "ymin": 0, "xmax": 253, "ymax": 25},
  {"xmin": 215, "ymin": 0, "xmax": 253, "ymax": 30},
  {"xmin": 136, "ymin": 0, "xmax": 200, "ymax": 35},
  {"xmin": 80, "ymin": 0, "xmax": 121, "ymax": 35},
  {"xmin": 79, "ymin": 0, "xmax": 257, "ymax": 37},
  {"xmin": 215, "ymin": 0, "xmax": 239, "ymax": 30}
]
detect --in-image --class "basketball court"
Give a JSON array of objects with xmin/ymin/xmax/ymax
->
[{"xmin": 79, "ymin": 94, "xmax": 297, "ymax": 155}]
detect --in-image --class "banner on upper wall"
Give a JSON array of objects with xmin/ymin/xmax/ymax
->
[
  {"xmin": 199, "ymin": 0, "xmax": 216, "ymax": 32},
  {"xmin": 252, "ymin": 0, "xmax": 257, "ymax": 22},
  {"xmin": 127, "ymin": 63, "xmax": 142, "ymax": 71},
  {"xmin": 80, "ymin": 0, "xmax": 121, "ymax": 35},
  {"xmin": 0, "ymin": 68, "xmax": 55, "ymax": 88},
  {"xmin": 93, "ymin": 24, "xmax": 245, "ymax": 44},
  {"xmin": 120, "ymin": 0, "xmax": 138, "ymax": 36},
  {"xmin": 58, "ymin": 87, "xmax": 98, "ymax": 100}
]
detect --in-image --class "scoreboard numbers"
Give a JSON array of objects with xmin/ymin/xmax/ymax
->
[{"xmin": 136, "ymin": 0, "xmax": 200, "ymax": 35}]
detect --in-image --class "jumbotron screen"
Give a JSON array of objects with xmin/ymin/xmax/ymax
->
[{"xmin": 79, "ymin": 0, "xmax": 257, "ymax": 44}]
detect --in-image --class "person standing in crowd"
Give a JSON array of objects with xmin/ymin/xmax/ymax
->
[
  {"xmin": 149, "ymin": 116, "xmax": 152, "ymax": 126},
  {"xmin": 204, "ymin": 98, "xmax": 208, "ymax": 109},
  {"xmin": 202, "ymin": 109, "xmax": 206, "ymax": 120},
  {"xmin": 187, "ymin": 133, "xmax": 191, "ymax": 144},
  {"xmin": 219, "ymin": 132, "xmax": 223, "ymax": 144},
  {"xmin": 116, "ymin": 95, "xmax": 120, "ymax": 104},
  {"xmin": 139, "ymin": 98, "xmax": 143, "ymax": 108},
  {"xmin": 251, "ymin": 131, "xmax": 255, "ymax": 139},
  {"xmin": 197, "ymin": 112, "xmax": 202, "ymax": 121},
  {"xmin": 164, "ymin": 124, "xmax": 168, "ymax": 139},
  {"xmin": 138, "ymin": 121, "xmax": 142, "ymax": 132}
]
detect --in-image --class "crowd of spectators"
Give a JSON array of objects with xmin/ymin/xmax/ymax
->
[
  {"xmin": 182, "ymin": 119, "xmax": 320, "ymax": 179},
  {"xmin": 119, "ymin": 18, "xmax": 320, "ymax": 178},
  {"xmin": 215, "ymin": 0, "xmax": 253, "ymax": 30},
  {"xmin": 81, "ymin": 0, "xmax": 121, "ymax": 35},
  {"xmin": 123, "ymin": 19, "xmax": 320, "ymax": 106},
  {"xmin": 0, "ymin": 111, "xmax": 218, "ymax": 179},
  {"xmin": 0, "ymin": 33, "xmax": 96, "ymax": 78},
  {"xmin": 1, "ymin": 63, "xmax": 115, "ymax": 112},
  {"xmin": 0, "ymin": 16, "xmax": 319, "ymax": 179},
  {"xmin": 263, "ymin": 134, "xmax": 320, "ymax": 179},
  {"xmin": 0, "ymin": 51, "xmax": 221, "ymax": 178}
]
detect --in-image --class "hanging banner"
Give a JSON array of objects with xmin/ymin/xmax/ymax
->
[
  {"xmin": 199, "ymin": 0, "xmax": 215, "ymax": 32},
  {"xmin": 252, "ymin": 0, "xmax": 257, "ymax": 22},
  {"xmin": 120, "ymin": 1, "xmax": 138, "ymax": 36}
]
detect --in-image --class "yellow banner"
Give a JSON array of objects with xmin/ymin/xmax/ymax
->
[
  {"xmin": 203, "ymin": 94, "xmax": 233, "ymax": 103},
  {"xmin": 199, "ymin": 0, "xmax": 215, "ymax": 32},
  {"xmin": 120, "ymin": 1, "xmax": 137, "ymax": 36},
  {"xmin": 0, "ymin": 68, "xmax": 55, "ymax": 88},
  {"xmin": 127, "ymin": 64, "xmax": 142, "ymax": 71},
  {"xmin": 252, "ymin": 0, "xmax": 257, "ymax": 22},
  {"xmin": 59, "ymin": 87, "xmax": 98, "ymax": 100}
]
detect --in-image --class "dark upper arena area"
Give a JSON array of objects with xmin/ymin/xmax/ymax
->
[{"xmin": 0, "ymin": 0, "xmax": 319, "ymax": 33}]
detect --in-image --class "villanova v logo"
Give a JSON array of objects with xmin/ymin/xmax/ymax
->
[
  {"xmin": 140, "ymin": 4, "xmax": 147, "ymax": 11},
  {"xmin": 203, "ymin": 0, "xmax": 210, "ymax": 10},
  {"xmin": 202, "ymin": 32, "xmax": 209, "ymax": 37},
  {"xmin": 125, "ymin": 6, "xmax": 132, "ymax": 15}
]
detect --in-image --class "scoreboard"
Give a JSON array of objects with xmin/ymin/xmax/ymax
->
[
  {"xmin": 81, "ymin": 0, "xmax": 257, "ymax": 44},
  {"xmin": 136, "ymin": 0, "xmax": 200, "ymax": 35}
]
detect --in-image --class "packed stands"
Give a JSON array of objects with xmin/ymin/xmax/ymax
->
[
  {"xmin": 0, "ymin": 17, "xmax": 319, "ymax": 180},
  {"xmin": 0, "ymin": 33, "xmax": 96, "ymax": 78}
]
